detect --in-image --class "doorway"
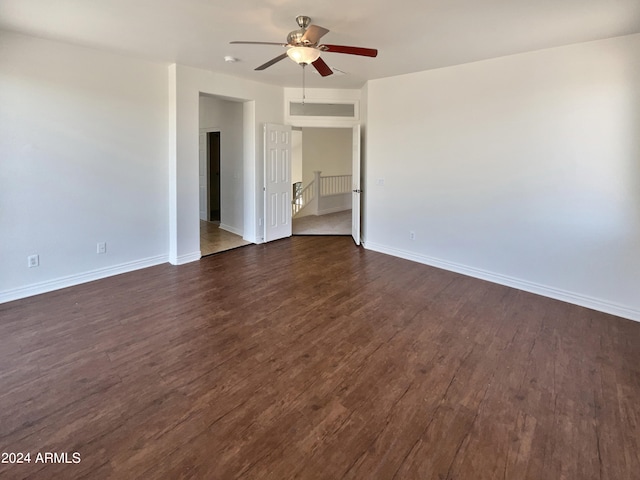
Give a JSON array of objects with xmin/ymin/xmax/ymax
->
[
  {"xmin": 291, "ymin": 127, "xmax": 355, "ymax": 237},
  {"xmin": 198, "ymin": 94, "xmax": 251, "ymax": 256},
  {"xmin": 208, "ymin": 132, "xmax": 221, "ymax": 222}
]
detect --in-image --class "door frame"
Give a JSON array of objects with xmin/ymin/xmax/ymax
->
[{"xmin": 286, "ymin": 122, "xmax": 363, "ymax": 245}]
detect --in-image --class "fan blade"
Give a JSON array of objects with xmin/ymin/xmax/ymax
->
[
  {"xmin": 255, "ymin": 53, "xmax": 288, "ymax": 71},
  {"xmin": 301, "ymin": 25, "xmax": 329, "ymax": 44},
  {"xmin": 321, "ymin": 44, "xmax": 378, "ymax": 57},
  {"xmin": 312, "ymin": 57, "xmax": 333, "ymax": 77},
  {"xmin": 230, "ymin": 41, "xmax": 287, "ymax": 46}
]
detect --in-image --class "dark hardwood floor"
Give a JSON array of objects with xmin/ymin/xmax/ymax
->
[{"xmin": 1, "ymin": 236, "xmax": 639, "ymax": 479}]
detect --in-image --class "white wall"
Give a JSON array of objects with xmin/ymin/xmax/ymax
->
[
  {"xmin": 0, "ymin": 32, "xmax": 285, "ymax": 299},
  {"xmin": 365, "ymin": 33, "xmax": 640, "ymax": 321},
  {"xmin": 199, "ymin": 95, "xmax": 244, "ymax": 234},
  {"xmin": 0, "ymin": 31, "xmax": 169, "ymax": 302},
  {"xmin": 4, "ymin": 27, "xmax": 637, "ymax": 321},
  {"xmin": 301, "ymin": 128, "xmax": 352, "ymax": 186},
  {"xmin": 169, "ymin": 65, "xmax": 283, "ymax": 260}
]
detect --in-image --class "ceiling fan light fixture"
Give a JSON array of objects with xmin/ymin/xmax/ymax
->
[{"xmin": 286, "ymin": 46, "xmax": 321, "ymax": 65}]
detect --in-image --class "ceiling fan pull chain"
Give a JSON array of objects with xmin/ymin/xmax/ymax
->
[{"xmin": 302, "ymin": 63, "xmax": 306, "ymax": 105}]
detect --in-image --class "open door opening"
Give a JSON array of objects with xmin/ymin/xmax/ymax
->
[
  {"xmin": 208, "ymin": 132, "xmax": 221, "ymax": 222},
  {"xmin": 291, "ymin": 127, "xmax": 355, "ymax": 237},
  {"xmin": 198, "ymin": 93, "xmax": 252, "ymax": 256}
]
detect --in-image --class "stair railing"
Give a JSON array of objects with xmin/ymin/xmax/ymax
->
[
  {"xmin": 292, "ymin": 172, "xmax": 353, "ymax": 218},
  {"xmin": 292, "ymin": 180, "xmax": 316, "ymax": 217}
]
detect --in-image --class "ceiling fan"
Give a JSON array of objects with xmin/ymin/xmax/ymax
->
[{"xmin": 230, "ymin": 15, "xmax": 378, "ymax": 77}]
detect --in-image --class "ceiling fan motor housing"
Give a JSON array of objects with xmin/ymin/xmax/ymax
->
[
  {"xmin": 287, "ymin": 29, "xmax": 306, "ymax": 46},
  {"xmin": 288, "ymin": 15, "xmax": 314, "ymax": 46}
]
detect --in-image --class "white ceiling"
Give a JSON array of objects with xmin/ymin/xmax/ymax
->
[{"xmin": 1, "ymin": 0, "xmax": 640, "ymax": 89}]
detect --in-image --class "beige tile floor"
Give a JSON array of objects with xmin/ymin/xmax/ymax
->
[{"xmin": 200, "ymin": 221, "xmax": 252, "ymax": 256}]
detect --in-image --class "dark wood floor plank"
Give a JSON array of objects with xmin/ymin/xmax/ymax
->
[{"xmin": 1, "ymin": 236, "xmax": 639, "ymax": 479}]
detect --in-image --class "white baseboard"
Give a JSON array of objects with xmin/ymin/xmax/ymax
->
[
  {"xmin": 0, "ymin": 254, "xmax": 169, "ymax": 304},
  {"xmin": 219, "ymin": 223, "xmax": 243, "ymax": 236},
  {"xmin": 364, "ymin": 241, "xmax": 640, "ymax": 323},
  {"xmin": 173, "ymin": 251, "xmax": 201, "ymax": 265}
]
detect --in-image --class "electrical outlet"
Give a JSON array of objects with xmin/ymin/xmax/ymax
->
[
  {"xmin": 28, "ymin": 254, "xmax": 39, "ymax": 268},
  {"xmin": 409, "ymin": 231, "xmax": 416, "ymax": 241},
  {"xmin": 97, "ymin": 242, "xmax": 107, "ymax": 254}
]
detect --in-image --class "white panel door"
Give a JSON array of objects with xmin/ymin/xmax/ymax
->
[
  {"xmin": 264, "ymin": 123, "xmax": 292, "ymax": 242},
  {"xmin": 198, "ymin": 131, "xmax": 207, "ymax": 221},
  {"xmin": 351, "ymin": 124, "xmax": 361, "ymax": 245}
]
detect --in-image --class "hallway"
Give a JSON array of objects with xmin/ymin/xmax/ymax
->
[{"xmin": 200, "ymin": 221, "xmax": 251, "ymax": 256}]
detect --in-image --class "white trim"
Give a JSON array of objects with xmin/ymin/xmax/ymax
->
[
  {"xmin": 243, "ymin": 100, "xmax": 258, "ymax": 244},
  {"xmin": 174, "ymin": 251, "xmax": 201, "ymax": 265},
  {"xmin": 285, "ymin": 99, "xmax": 360, "ymax": 127},
  {"xmin": 219, "ymin": 223, "xmax": 243, "ymax": 236},
  {"xmin": 284, "ymin": 88, "xmax": 361, "ymax": 128},
  {"xmin": 168, "ymin": 65, "xmax": 178, "ymax": 264},
  {"xmin": 319, "ymin": 192, "xmax": 352, "ymax": 199},
  {"xmin": 0, "ymin": 255, "xmax": 168, "ymax": 304},
  {"xmin": 364, "ymin": 241, "xmax": 640, "ymax": 323}
]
